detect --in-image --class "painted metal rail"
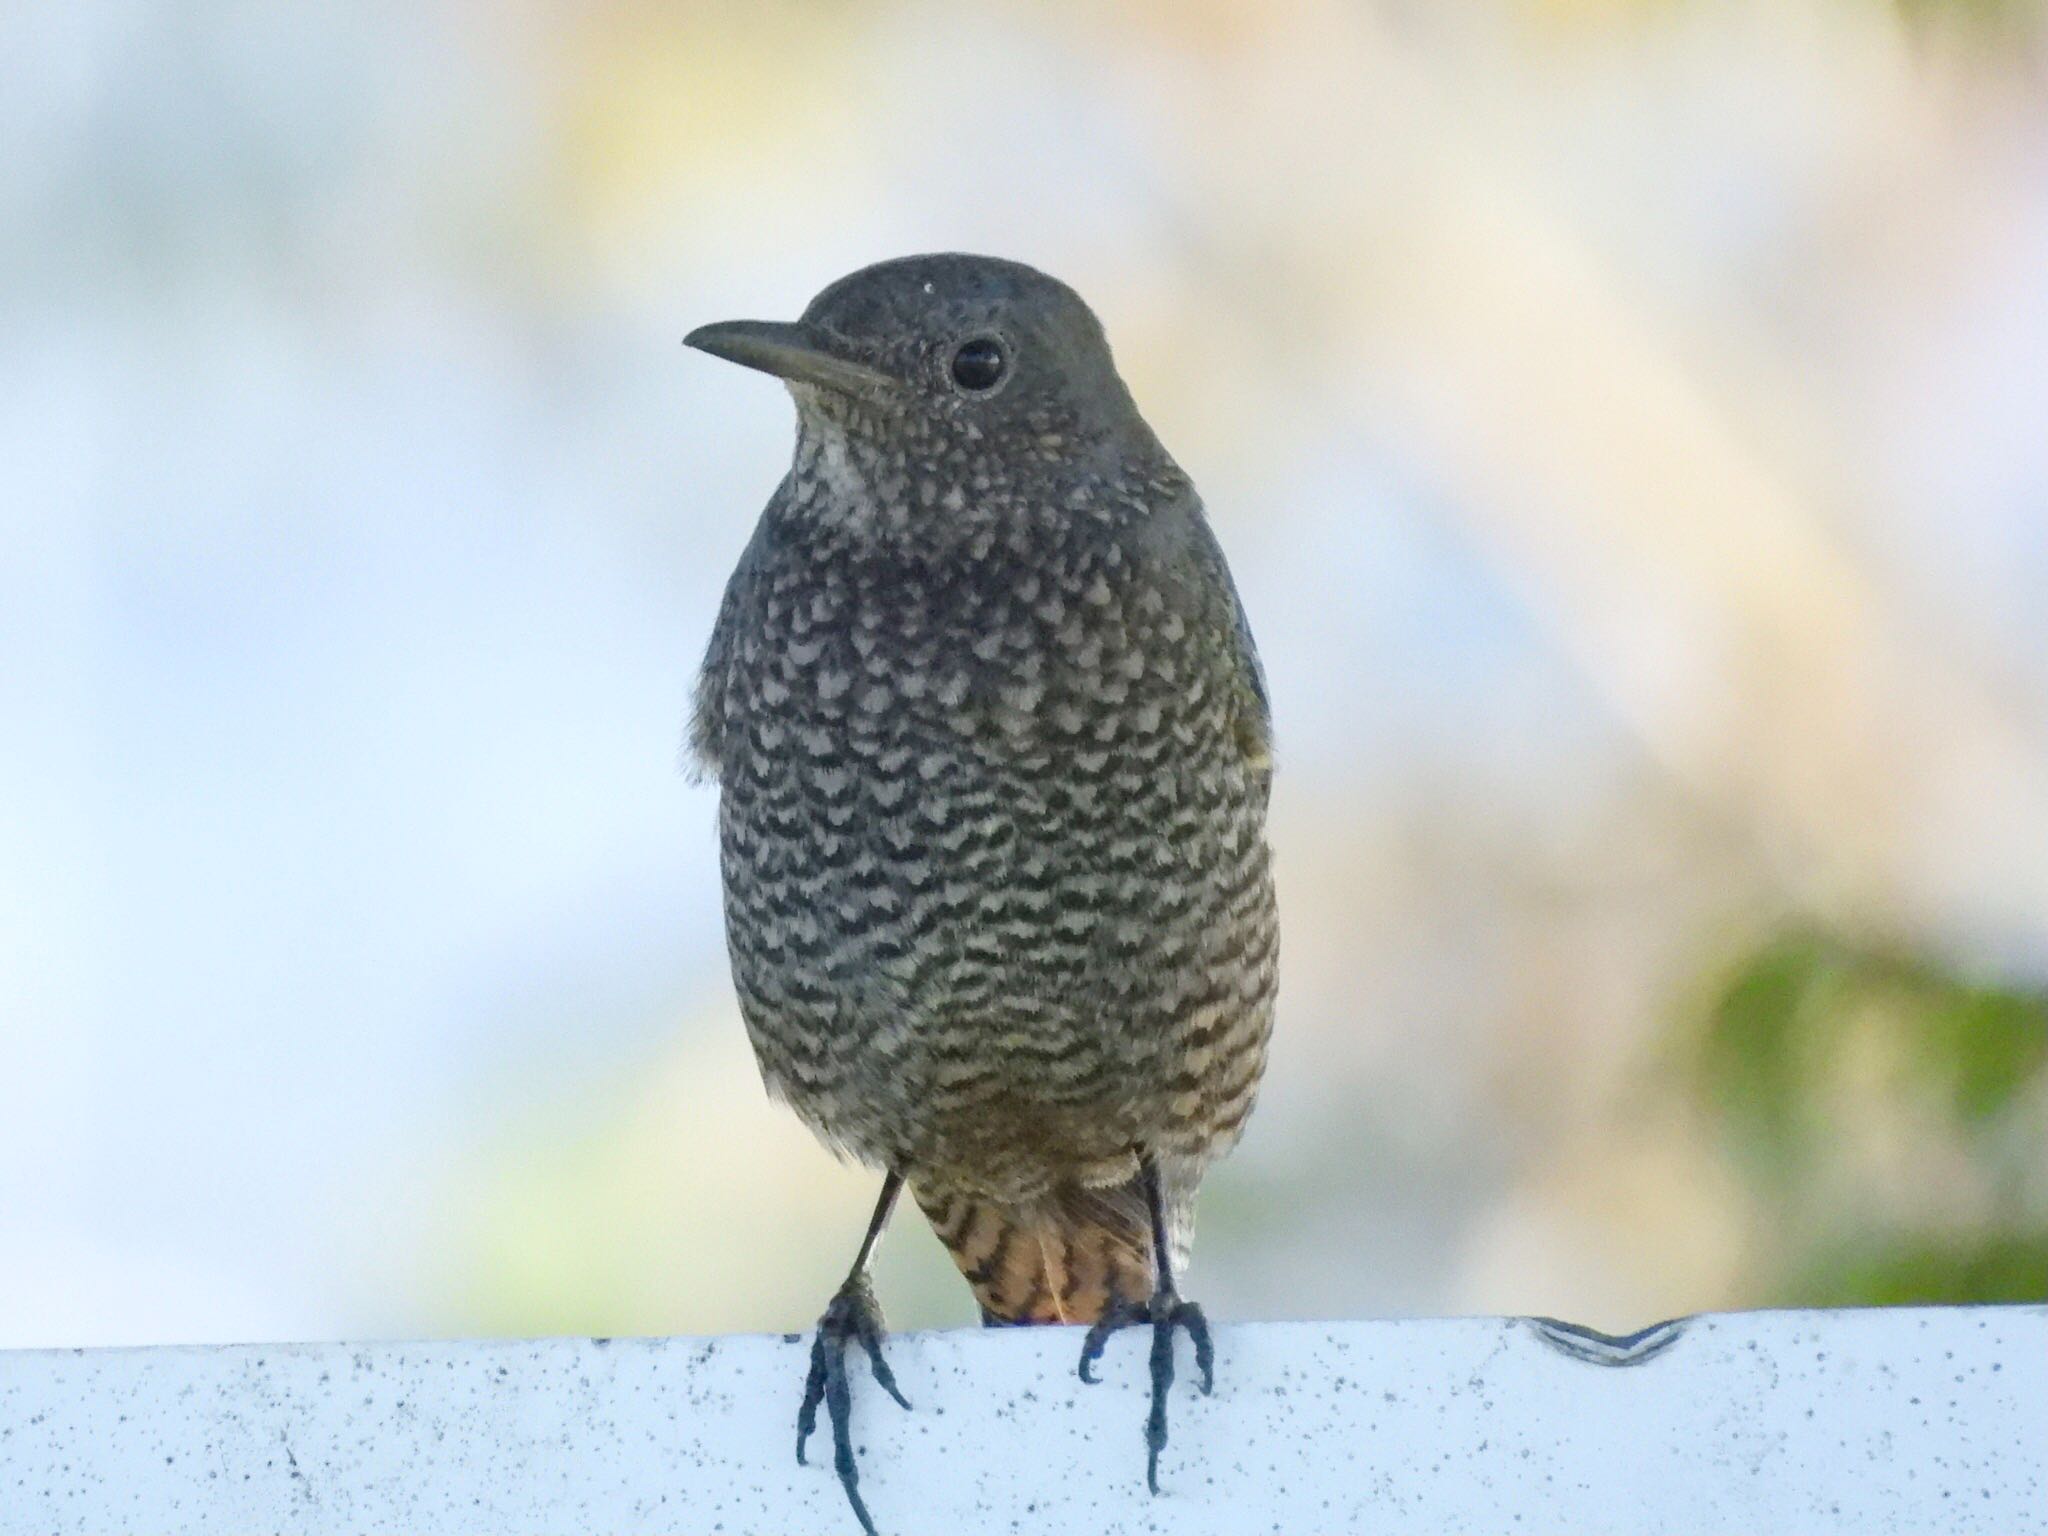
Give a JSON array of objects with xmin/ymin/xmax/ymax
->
[{"xmin": 2, "ymin": 1306, "xmax": 2041, "ymax": 1534}]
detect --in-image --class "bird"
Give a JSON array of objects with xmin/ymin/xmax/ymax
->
[{"xmin": 684, "ymin": 253, "xmax": 1276, "ymax": 1535}]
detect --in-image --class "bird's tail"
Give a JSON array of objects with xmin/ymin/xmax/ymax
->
[{"xmin": 913, "ymin": 1177, "xmax": 1177, "ymax": 1325}]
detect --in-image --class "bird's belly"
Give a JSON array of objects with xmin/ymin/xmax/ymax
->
[{"xmin": 718, "ymin": 725, "xmax": 1275, "ymax": 1196}]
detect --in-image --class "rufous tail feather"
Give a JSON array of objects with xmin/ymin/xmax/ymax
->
[{"xmin": 914, "ymin": 1179, "xmax": 1154, "ymax": 1325}]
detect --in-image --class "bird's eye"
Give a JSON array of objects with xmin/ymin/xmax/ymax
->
[{"xmin": 950, "ymin": 336, "xmax": 1006, "ymax": 392}]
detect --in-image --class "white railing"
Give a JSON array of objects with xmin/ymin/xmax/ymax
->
[{"xmin": 2, "ymin": 1306, "xmax": 2041, "ymax": 1534}]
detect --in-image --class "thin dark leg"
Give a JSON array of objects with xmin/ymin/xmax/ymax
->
[
  {"xmin": 796, "ymin": 1173, "xmax": 911, "ymax": 1536},
  {"xmin": 1076, "ymin": 1152, "xmax": 1213, "ymax": 1494},
  {"xmin": 1138, "ymin": 1154, "xmax": 1213, "ymax": 1398},
  {"xmin": 850, "ymin": 1170, "xmax": 903, "ymax": 1276}
]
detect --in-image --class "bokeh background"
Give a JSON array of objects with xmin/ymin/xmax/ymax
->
[{"xmin": 4, "ymin": 0, "xmax": 2045, "ymax": 1351}]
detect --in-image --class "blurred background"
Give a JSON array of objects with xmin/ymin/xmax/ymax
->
[{"xmin": 3, "ymin": 0, "xmax": 2045, "ymax": 1351}]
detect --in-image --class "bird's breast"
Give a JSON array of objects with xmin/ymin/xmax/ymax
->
[{"xmin": 723, "ymin": 532, "xmax": 1224, "ymax": 764}]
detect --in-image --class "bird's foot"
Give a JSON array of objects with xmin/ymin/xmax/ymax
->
[
  {"xmin": 796, "ymin": 1273, "xmax": 911, "ymax": 1536},
  {"xmin": 1076, "ymin": 1289, "xmax": 1215, "ymax": 1494}
]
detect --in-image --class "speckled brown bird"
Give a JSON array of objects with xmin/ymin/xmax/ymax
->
[{"xmin": 685, "ymin": 253, "xmax": 1276, "ymax": 1534}]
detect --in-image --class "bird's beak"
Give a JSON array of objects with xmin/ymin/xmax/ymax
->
[{"xmin": 684, "ymin": 320, "xmax": 897, "ymax": 401}]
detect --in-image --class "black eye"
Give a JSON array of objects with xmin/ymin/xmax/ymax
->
[{"xmin": 950, "ymin": 336, "xmax": 1006, "ymax": 392}]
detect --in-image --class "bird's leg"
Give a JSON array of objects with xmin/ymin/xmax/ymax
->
[
  {"xmin": 1075, "ymin": 1153, "xmax": 1214, "ymax": 1493},
  {"xmin": 796, "ymin": 1172, "xmax": 911, "ymax": 1536}
]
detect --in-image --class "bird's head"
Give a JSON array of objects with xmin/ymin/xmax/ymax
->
[{"xmin": 686, "ymin": 254, "xmax": 1167, "ymax": 517}]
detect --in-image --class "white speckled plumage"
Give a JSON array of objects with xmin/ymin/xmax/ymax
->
[{"xmin": 692, "ymin": 254, "xmax": 1275, "ymax": 1327}]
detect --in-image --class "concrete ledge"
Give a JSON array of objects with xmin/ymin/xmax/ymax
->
[{"xmin": 2, "ymin": 1306, "xmax": 2042, "ymax": 1534}]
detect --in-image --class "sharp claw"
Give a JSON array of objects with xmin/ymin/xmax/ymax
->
[
  {"xmin": 869, "ymin": 1360, "xmax": 911, "ymax": 1412},
  {"xmin": 1077, "ymin": 1327, "xmax": 1109, "ymax": 1385},
  {"xmin": 1144, "ymin": 1296, "xmax": 1176, "ymax": 1496},
  {"xmin": 854, "ymin": 1317, "xmax": 911, "ymax": 1411},
  {"xmin": 1074, "ymin": 1291, "xmax": 1214, "ymax": 1495},
  {"xmin": 795, "ymin": 1281, "xmax": 905, "ymax": 1536},
  {"xmin": 796, "ymin": 1329, "xmax": 830, "ymax": 1464},
  {"xmin": 1182, "ymin": 1301, "xmax": 1216, "ymax": 1395},
  {"xmin": 1078, "ymin": 1298, "xmax": 1141, "ymax": 1385},
  {"xmin": 824, "ymin": 1346, "xmax": 875, "ymax": 1536}
]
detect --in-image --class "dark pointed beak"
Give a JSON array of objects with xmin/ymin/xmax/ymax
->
[{"xmin": 683, "ymin": 320, "xmax": 896, "ymax": 400}]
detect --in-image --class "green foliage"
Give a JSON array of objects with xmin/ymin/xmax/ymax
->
[
  {"xmin": 1923, "ymin": 980, "xmax": 2048, "ymax": 1121},
  {"xmin": 1892, "ymin": 0, "xmax": 2046, "ymax": 30},
  {"xmin": 1685, "ymin": 926, "xmax": 2048, "ymax": 1307},
  {"xmin": 1693, "ymin": 933, "xmax": 1841, "ymax": 1187},
  {"xmin": 1791, "ymin": 1235, "xmax": 2048, "ymax": 1307}
]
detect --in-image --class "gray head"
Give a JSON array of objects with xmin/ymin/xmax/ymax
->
[{"xmin": 686, "ymin": 255, "xmax": 1163, "ymax": 476}]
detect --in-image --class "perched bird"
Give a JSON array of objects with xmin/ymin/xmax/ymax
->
[{"xmin": 685, "ymin": 254, "xmax": 1276, "ymax": 1534}]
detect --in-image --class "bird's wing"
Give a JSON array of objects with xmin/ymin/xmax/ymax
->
[
  {"xmin": 1169, "ymin": 498, "xmax": 1273, "ymax": 774},
  {"xmin": 687, "ymin": 495, "xmax": 779, "ymax": 783}
]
